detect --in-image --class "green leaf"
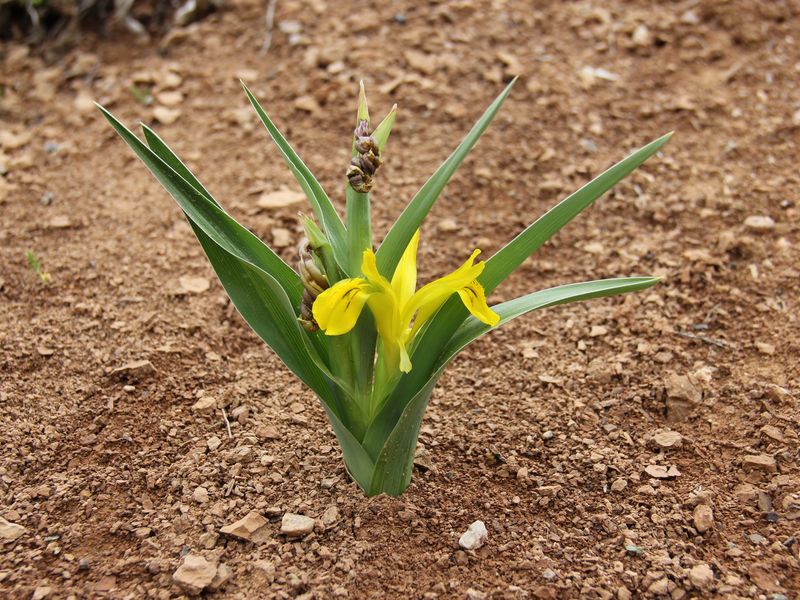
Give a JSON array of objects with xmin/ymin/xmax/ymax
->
[
  {"xmin": 404, "ymin": 133, "xmax": 673, "ymax": 410},
  {"xmin": 99, "ymin": 105, "xmax": 336, "ymax": 403},
  {"xmin": 372, "ymin": 105, "xmax": 397, "ymax": 152},
  {"xmin": 482, "ymin": 133, "xmax": 673, "ymax": 293},
  {"xmin": 447, "ymin": 277, "xmax": 661, "ymax": 356},
  {"xmin": 375, "ymin": 78, "xmax": 517, "ymax": 278},
  {"xmin": 367, "ymin": 377, "xmax": 437, "ymax": 496},
  {"xmin": 241, "ymin": 83, "xmax": 350, "ymax": 274},
  {"xmin": 323, "ymin": 402, "xmax": 375, "ymax": 493},
  {"xmin": 363, "ymin": 277, "xmax": 660, "ymax": 463},
  {"xmin": 99, "ymin": 105, "xmax": 302, "ymax": 302}
]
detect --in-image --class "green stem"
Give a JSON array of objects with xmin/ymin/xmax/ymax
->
[{"xmin": 345, "ymin": 186, "xmax": 372, "ymax": 275}]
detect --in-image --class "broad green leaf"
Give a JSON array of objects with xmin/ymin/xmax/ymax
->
[
  {"xmin": 241, "ymin": 84, "xmax": 350, "ymax": 275},
  {"xmin": 99, "ymin": 105, "xmax": 301, "ymax": 303},
  {"xmin": 363, "ymin": 277, "xmax": 660, "ymax": 461},
  {"xmin": 404, "ymin": 133, "xmax": 673, "ymax": 409},
  {"xmin": 141, "ymin": 125, "xmax": 344, "ymax": 386},
  {"xmin": 100, "ymin": 106, "xmax": 336, "ymax": 402},
  {"xmin": 323, "ymin": 402, "xmax": 375, "ymax": 493},
  {"xmin": 140, "ymin": 125, "xmax": 302, "ymax": 304},
  {"xmin": 482, "ymin": 133, "xmax": 673, "ymax": 293},
  {"xmin": 376, "ymin": 78, "xmax": 517, "ymax": 278},
  {"xmin": 367, "ymin": 377, "xmax": 437, "ymax": 496}
]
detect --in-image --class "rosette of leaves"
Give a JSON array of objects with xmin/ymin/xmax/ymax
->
[{"xmin": 99, "ymin": 79, "xmax": 669, "ymax": 496}]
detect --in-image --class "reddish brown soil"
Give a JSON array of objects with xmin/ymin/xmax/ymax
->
[{"xmin": 1, "ymin": 1, "xmax": 799, "ymax": 598}]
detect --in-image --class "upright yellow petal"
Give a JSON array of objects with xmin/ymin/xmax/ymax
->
[
  {"xmin": 391, "ymin": 230, "xmax": 419, "ymax": 306},
  {"xmin": 458, "ymin": 280, "xmax": 500, "ymax": 326},
  {"xmin": 405, "ymin": 249, "xmax": 485, "ymax": 334},
  {"xmin": 312, "ymin": 278, "xmax": 371, "ymax": 336},
  {"xmin": 361, "ymin": 249, "xmax": 393, "ymax": 296}
]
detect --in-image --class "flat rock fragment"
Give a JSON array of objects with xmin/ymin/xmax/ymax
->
[
  {"xmin": 172, "ymin": 554, "xmax": 217, "ymax": 595},
  {"xmin": 220, "ymin": 510, "xmax": 270, "ymax": 543}
]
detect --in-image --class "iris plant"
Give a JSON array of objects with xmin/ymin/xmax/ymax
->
[{"xmin": 99, "ymin": 79, "xmax": 670, "ymax": 496}]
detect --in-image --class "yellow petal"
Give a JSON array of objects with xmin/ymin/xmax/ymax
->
[
  {"xmin": 312, "ymin": 278, "xmax": 371, "ymax": 336},
  {"xmin": 361, "ymin": 249, "xmax": 393, "ymax": 296},
  {"xmin": 405, "ymin": 249, "xmax": 485, "ymax": 335},
  {"xmin": 457, "ymin": 280, "xmax": 500, "ymax": 327},
  {"xmin": 391, "ymin": 230, "xmax": 419, "ymax": 306}
]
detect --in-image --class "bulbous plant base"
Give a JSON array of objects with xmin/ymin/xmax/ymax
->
[{"xmin": 324, "ymin": 386, "xmax": 435, "ymax": 497}]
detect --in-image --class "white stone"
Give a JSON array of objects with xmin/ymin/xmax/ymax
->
[
  {"xmin": 458, "ymin": 520, "xmax": 488, "ymax": 551},
  {"xmin": 280, "ymin": 513, "xmax": 315, "ymax": 537},
  {"xmin": 744, "ymin": 215, "xmax": 775, "ymax": 232}
]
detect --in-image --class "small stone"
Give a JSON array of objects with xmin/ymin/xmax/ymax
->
[
  {"xmin": 153, "ymin": 106, "xmax": 181, "ymax": 124},
  {"xmin": 631, "ymin": 23, "xmax": 652, "ymax": 46},
  {"xmin": 192, "ymin": 396, "xmax": 218, "ymax": 413},
  {"xmin": 257, "ymin": 188, "xmax": 306, "ymax": 208},
  {"xmin": 651, "ymin": 429, "xmax": 683, "ymax": 450},
  {"xmin": 647, "ymin": 578, "xmax": 669, "ymax": 595},
  {"xmin": 294, "ymin": 95, "xmax": 320, "ymax": 113},
  {"xmin": 458, "ymin": 520, "xmax": 488, "ymax": 551},
  {"xmin": 744, "ymin": 215, "xmax": 775, "ymax": 232},
  {"xmin": 689, "ymin": 563, "xmax": 714, "ymax": 590},
  {"xmin": 321, "ymin": 506, "xmax": 339, "ymax": 527},
  {"xmin": 734, "ymin": 483, "xmax": 761, "ymax": 504},
  {"xmin": 664, "ymin": 373, "xmax": 701, "ymax": 422},
  {"xmin": 179, "ymin": 275, "xmax": 210, "ymax": 294},
  {"xmin": 610, "ymin": 478, "xmax": 628, "ymax": 492},
  {"xmin": 437, "ymin": 218, "xmax": 458, "ymax": 232},
  {"xmin": 590, "ymin": 325, "xmax": 608, "ymax": 337},
  {"xmin": 193, "ymin": 486, "xmax": 209, "ymax": 504},
  {"xmin": 110, "ymin": 360, "xmax": 156, "ymax": 380},
  {"xmin": 74, "ymin": 91, "xmax": 96, "ymax": 114},
  {"xmin": 199, "ymin": 531, "xmax": 218, "ymax": 549},
  {"xmin": 48, "ymin": 215, "xmax": 72, "ymax": 229},
  {"xmin": 760, "ymin": 425, "xmax": 785, "ymax": 443},
  {"xmin": 281, "ymin": 513, "xmax": 315, "ymax": 537},
  {"xmin": 207, "ymin": 435, "xmax": 222, "ymax": 451},
  {"xmin": 693, "ymin": 504, "xmax": 714, "ymax": 533},
  {"xmin": 466, "ymin": 589, "xmax": 487, "ymax": 600},
  {"xmin": 230, "ymin": 405, "xmax": 249, "ymax": 424},
  {"xmin": 617, "ymin": 587, "xmax": 631, "ymax": 600},
  {"xmin": 208, "ymin": 563, "xmax": 232, "ymax": 591},
  {"xmin": 256, "ymin": 425, "xmax": 281, "ymax": 440},
  {"xmin": 271, "ymin": 227, "xmax": 293, "ymax": 248},
  {"xmin": 32, "ymin": 587, "xmax": 52, "ymax": 600},
  {"xmin": 644, "ymin": 465, "xmax": 681, "ymax": 479},
  {"xmin": 220, "ymin": 510, "xmax": 270, "ymax": 543},
  {"xmin": 157, "ymin": 90, "xmax": 183, "ymax": 107},
  {"xmin": 742, "ymin": 454, "xmax": 777, "ymax": 473},
  {"xmin": 172, "ymin": 554, "xmax": 217, "ymax": 595},
  {"xmin": 755, "ymin": 342, "xmax": 776, "ymax": 355},
  {"xmin": 749, "ymin": 533, "xmax": 767, "ymax": 545}
]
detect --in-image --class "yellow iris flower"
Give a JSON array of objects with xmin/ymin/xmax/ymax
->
[{"xmin": 312, "ymin": 231, "xmax": 500, "ymax": 373}]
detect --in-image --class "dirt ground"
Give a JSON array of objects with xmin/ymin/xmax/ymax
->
[{"xmin": 1, "ymin": 0, "xmax": 799, "ymax": 598}]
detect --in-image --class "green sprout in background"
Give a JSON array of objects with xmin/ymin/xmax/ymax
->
[
  {"xmin": 26, "ymin": 250, "xmax": 51, "ymax": 284},
  {"xmin": 99, "ymin": 79, "xmax": 670, "ymax": 496}
]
